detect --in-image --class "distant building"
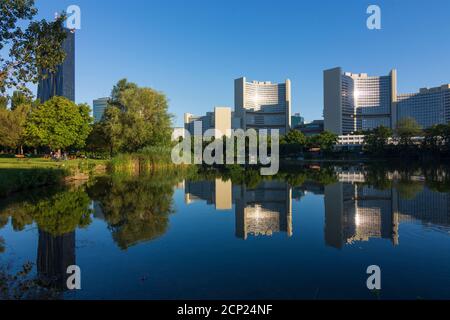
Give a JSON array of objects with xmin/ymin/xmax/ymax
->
[
  {"xmin": 397, "ymin": 84, "xmax": 450, "ymax": 129},
  {"xmin": 93, "ymin": 97, "xmax": 109, "ymax": 123},
  {"xmin": 324, "ymin": 67, "xmax": 397, "ymax": 135},
  {"xmin": 297, "ymin": 120, "xmax": 324, "ymax": 136},
  {"xmin": 37, "ymin": 29, "xmax": 75, "ymax": 103},
  {"xmin": 235, "ymin": 77, "xmax": 291, "ymax": 135},
  {"xmin": 291, "ymin": 113, "xmax": 305, "ymax": 128},
  {"xmin": 324, "ymin": 67, "xmax": 450, "ymax": 134},
  {"xmin": 184, "ymin": 107, "xmax": 232, "ymax": 138}
]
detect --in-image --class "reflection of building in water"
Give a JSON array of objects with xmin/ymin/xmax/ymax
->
[
  {"xmin": 37, "ymin": 231, "xmax": 76, "ymax": 290},
  {"xmin": 184, "ymin": 179, "xmax": 232, "ymax": 210},
  {"xmin": 235, "ymin": 181, "xmax": 292, "ymax": 239},
  {"xmin": 325, "ymin": 171, "xmax": 450, "ymax": 248},
  {"xmin": 324, "ymin": 183, "xmax": 399, "ymax": 248},
  {"xmin": 397, "ymin": 187, "xmax": 450, "ymax": 228},
  {"xmin": 184, "ymin": 179, "xmax": 292, "ymax": 239}
]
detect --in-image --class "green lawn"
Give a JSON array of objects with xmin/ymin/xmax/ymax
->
[
  {"xmin": 0, "ymin": 157, "xmax": 107, "ymax": 170},
  {"xmin": 0, "ymin": 157, "xmax": 108, "ymax": 197}
]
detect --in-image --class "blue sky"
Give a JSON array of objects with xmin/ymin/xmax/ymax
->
[{"xmin": 35, "ymin": 0, "xmax": 450, "ymax": 127}]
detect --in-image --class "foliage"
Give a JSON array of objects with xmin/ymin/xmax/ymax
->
[
  {"xmin": 364, "ymin": 126, "xmax": 393, "ymax": 154},
  {"xmin": 395, "ymin": 117, "xmax": 422, "ymax": 146},
  {"xmin": 0, "ymin": 103, "xmax": 31, "ymax": 153},
  {"xmin": 308, "ymin": 131, "xmax": 338, "ymax": 152},
  {"xmin": 25, "ymin": 96, "xmax": 92, "ymax": 151},
  {"xmin": 281, "ymin": 130, "xmax": 307, "ymax": 145},
  {"xmin": 95, "ymin": 79, "xmax": 173, "ymax": 155},
  {"xmin": 87, "ymin": 173, "xmax": 180, "ymax": 249},
  {"xmin": 0, "ymin": 0, "xmax": 67, "ymax": 95}
]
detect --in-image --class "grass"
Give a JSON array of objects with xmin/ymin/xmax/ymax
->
[{"xmin": 0, "ymin": 158, "xmax": 108, "ymax": 197}]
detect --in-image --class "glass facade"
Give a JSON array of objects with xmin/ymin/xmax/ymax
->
[{"xmin": 37, "ymin": 29, "xmax": 75, "ymax": 103}]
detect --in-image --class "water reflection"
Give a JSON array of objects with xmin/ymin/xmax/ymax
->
[
  {"xmin": 185, "ymin": 179, "xmax": 292, "ymax": 239},
  {"xmin": 1, "ymin": 165, "xmax": 450, "ymax": 299}
]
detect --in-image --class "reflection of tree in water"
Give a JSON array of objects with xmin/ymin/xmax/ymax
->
[
  {"xmin": 0, "ymin": 187, "xmax": 92, "ymax": 299},
  {"xmin": 0, "ymin": 187, "xmax": 92, "ymax": 235},
  {"xmin": 88, "ymin": 174, "xmax": 179, "ymax": 250}
]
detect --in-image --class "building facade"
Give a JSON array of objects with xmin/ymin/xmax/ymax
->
[
  {"xmin": 184, "ymin": 107, "xmax": 232, "ymax": 138},
  {"xmin": 397, "ymin": 84, "xmax": 450, "ymax": 129},
  {"xmin": 37, "ymin": 29, "xmax": 75, "ymax": 103},
  {"xmin": 324, "ymin": 67, "xmax": 397, "ymax": 135},
  {"xmin": 235, "ymin": 77, "xmax": 291, "ymax": 135},
  {"xmin": 297, "ymin": 120, "xmax": 324, "ymax": 136},
  {"xmin": 93, "ymin": 97, "xmax": 109, "ymax": 123},
  {"xmin": 324, "ymin": 67, "xmax": 450, "ymax": 134},
  {"xmin": 291, "ymin": 113, "xmax": 305, "ymax": 128}
]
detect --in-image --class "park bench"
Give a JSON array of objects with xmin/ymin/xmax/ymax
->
[{"xmin": 14, "ymin": 154, "xmax": 25, "ymax": 159}]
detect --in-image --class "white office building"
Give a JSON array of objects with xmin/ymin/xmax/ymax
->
[
  {"xmin": 324, "ymin": 67, "xmax": 397, "ymax": 135},
  {"xmin": 235, "ymin": 77, "xmax": 291, "ymax": 135}
]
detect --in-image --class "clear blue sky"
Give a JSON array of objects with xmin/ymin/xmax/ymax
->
[{"xmin": 35, "ymin": 0, "xmax": 450, "ymax": 126}]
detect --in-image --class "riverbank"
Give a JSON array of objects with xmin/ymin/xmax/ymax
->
[{"xmin": 0, "ymin": 158, "xmax": 107, "ymax": 197}]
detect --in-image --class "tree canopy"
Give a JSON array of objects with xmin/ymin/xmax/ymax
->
[
  {"xmin": 25, "ymin": 96, "xmax": 92, "ymax": 151},
  {"xmin": 1, "ymin": 0, "xmax": 67, "ymax": 95},
  {"xmin": 95, "ymin": 79, "xmax": 173, "ymax": 155},
  {"xmin": 396, "ymin": 117, "xmax": 422, "ymax": 146}
]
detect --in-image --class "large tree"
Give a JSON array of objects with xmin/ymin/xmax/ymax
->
[
  {"xmin": 25, "ymin": 96, "xmax": 92, "ymax": 152},
  {"xmin": 98, "ymin": 79, "xmax": 173, "ymax": 155},
  {"xmin": 0, "ymin": 103, "xmax": 30, "ymax": 154},
  {"xmin": 1, "ymin": 0, "xmax": 67, "ymax": 95}
]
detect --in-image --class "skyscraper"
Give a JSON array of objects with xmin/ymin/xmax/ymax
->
[
  {"xmin": 37, "ymin": 29, "xmax": 75, "ymax": 103},
  {"xmin": 235, "ymin": 77, "xmax": 292, "ymax": 135},
  {"xmin": 93, "ymin": 97, "xmax": 109, "ymax": 123},
  {"xmin": 324, "ymin": 67, "xmax": 397, "ymax": 135}
]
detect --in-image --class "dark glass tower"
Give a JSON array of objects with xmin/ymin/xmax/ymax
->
[{"xmin": 37, "ymin": 28, "xmax": 75, "ymax": 103}]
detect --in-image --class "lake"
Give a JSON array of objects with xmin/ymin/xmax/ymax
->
[{"xmin": 1, "ymin": 164, "xmax": 450, "ymax": 300}]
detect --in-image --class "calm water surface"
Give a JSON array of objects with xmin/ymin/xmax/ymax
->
[{"xmin": 1, "ymin": 165, "xmax": 450, "ymax": 299}]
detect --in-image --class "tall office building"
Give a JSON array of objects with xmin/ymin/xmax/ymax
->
[
  {"xmin": 37, "ymin": 29, "xmax": 75, "ymax": 103},
  {"xmin": 93, "ymin": 97, "xmax": 109, "ymax": 122},
  {"xmin": 397, "ymin": 84, "xmax": 450, "ymax": 129},
  {"xmin": 235, "ymin": 77, "xmax": 291, "ymax": 135},
  {"xmin": 324, "ymin": 67, "xmax": 397, "ymax": 135}
]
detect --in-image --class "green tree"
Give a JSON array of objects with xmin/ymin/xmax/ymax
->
[
  {"xmin": 98, "ymin": 79, "xmax": 173, "ymax": 155},
  {"xmin": 0, "ymin": 96, "xmax": 8, "ymax": 109},
  {"xmin": 110, "ymin": 78, "xmax": 138, "ymax": 106},
  {"xmin": 11, "ymin": 91, "xmax": 31, "ymax": 110},
  {"xmin": 309, "ymin": 131, "xmax": 338, "ymax": 152},
  {"xmin": 0, "ymin": 103, "xmax": 31, "ymax": 154},
  {"xmin": 1, "ymin": 0, "xmax": 67, "ymax": 95},
  {"xmin": 25, "ymin": 96, "xmax": 92, "ymax": 152},
  {"xmin": 100, "ymin": 104, "xmax": 123, "ymax": 155},
  {"xmin": 396, "ymin": 117, "xmax": 422, "ymax": 146},
  {"xmin": 364, "ymin": 126, "xmax": 393, "ymax": 154},
  {"xmin": 281, "ymin": 130, "xmax": 307, "ymax": 145}
]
